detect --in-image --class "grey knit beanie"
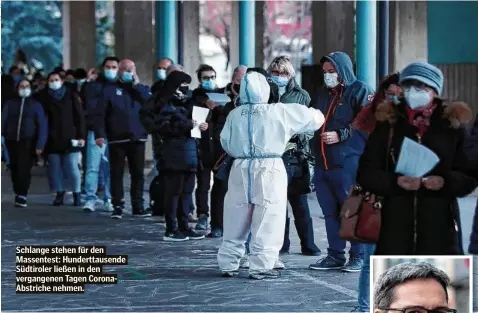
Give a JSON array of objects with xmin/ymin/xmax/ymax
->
[{"xmin": 399, "ymin": 61, "xmax": 444, "ymax": 96}]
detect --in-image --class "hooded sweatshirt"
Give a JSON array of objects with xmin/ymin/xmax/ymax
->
[{"xmin": 311, "ymin": 51, "xmax": 375, "ymax": 171}]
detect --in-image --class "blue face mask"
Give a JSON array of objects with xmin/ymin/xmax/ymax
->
[
  {"xmin": 157, "ymin": 69, "xmax": 167, "ymax": 80},
  {"xmin": 122, "ymin": 72, "xmax": 134, "ymax": 83},
  {"xmin": 388, "ymin": 95, "xmax": 400, "ymax": 105},
  {"xmin": 202, "ymin": 79, "xmax": 215, "ymax": 90},
  {"xmin": 271, "ymin": 75, "xmax": 289, "ymax": 87},
  {"xmin": 104, "ymin": 69, "xmax": 118, "ymax": 81}
]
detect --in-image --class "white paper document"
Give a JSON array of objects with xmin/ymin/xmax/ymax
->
[
  {"xmin": 395, "ymin": 137, "xmax": 440, "ymax": 177},
  {"xmin": 206, "ymin": 93, "xmax": 231, "ymax": 106},
  {"xmin": 191, "ymin": 106, "xmax": 210, "ymax": 138}
]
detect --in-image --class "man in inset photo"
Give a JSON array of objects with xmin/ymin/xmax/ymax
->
[{"xmin": 373, "ymin": 262, "xmax": 457, "ymax": 313}]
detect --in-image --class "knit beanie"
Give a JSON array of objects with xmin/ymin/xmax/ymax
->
[
  {"xmin": 164, "ymin": 71, "xmax": 191, "ymax": 91},
  {"xmin": 399, "ymin": 61, "xmax": 444, "ymax": 96}
]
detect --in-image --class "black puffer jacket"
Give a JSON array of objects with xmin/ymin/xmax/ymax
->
[{"xmin": 357, "ymin": 99, "xmax": 477, "ymax": 255}]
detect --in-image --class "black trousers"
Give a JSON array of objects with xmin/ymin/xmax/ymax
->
[
  {"xmin": 109, "ymin": 141, "xmax": 145, "ymax": 211},
  {"xmin": 5, "ymin": 139, "xmax": 34, "ymax": 196},
  {"xmin": 163, "ymin": 171, "xmax": 195, "ymax": 233},
  {"xmin": 210, "ymin": 178, "xmax": 227, "ymax": 229},
  {"xmin": 282, "ymin": 163, "xmax": 317, "ymax": 252},
  {"xmin": 195, "ymin": 167, "xmax": 212, "ymax": 216}
]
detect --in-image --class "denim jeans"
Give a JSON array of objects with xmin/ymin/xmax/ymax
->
[
  {"xmin": 314, "ymin": 167, "xmax": 363, "ymax": 261},
  {"xmin": 1, "ymin": 136, "xmax": 10, "ymax": 165},
  {"xmin": 84, "ymin": 131, "xmax": 111, "ymax": 202},
  {"xmin": 358, "ymin": 243, "xmax": 376, "ymax": 312},
  {"xmin": 48, "ymin": 152, "xmax": 81, "ymax": 192}
]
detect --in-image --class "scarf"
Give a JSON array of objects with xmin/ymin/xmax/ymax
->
[
  {"xmin": 48, "ymin": 85, "xmax": 66, "ymax": 100},
  {"xmin": 406, "ymin": 104, "xmax": 437, "ymax": 137}
]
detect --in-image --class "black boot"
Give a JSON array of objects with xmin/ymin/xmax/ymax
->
[
  {"xmin": 280, "ymin": 217, "xmax": 291, "ymax": 254},
  {"xmin": 73, "ymin": 192, "xmax": 81, "ymax": 207},
  {"xmin": 295, "ymin": 217, "xmax": 321, "ymax": 256},
  {"xmin": 53, "ymin": 191, "xmax": 65, "ymax": 206}
]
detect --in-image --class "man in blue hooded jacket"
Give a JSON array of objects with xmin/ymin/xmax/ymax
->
[
  {"xmin": 94, "ymin": 59, "xmax": 152, "ymax": 219},
  {"xmin": 309, "ymin": 51, "xmax": 374, "ymax": 272}
]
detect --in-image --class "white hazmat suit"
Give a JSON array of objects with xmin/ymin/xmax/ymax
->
[{"xmin": 217, "ymin": 72, "xmax": 325, "ymax": 275}]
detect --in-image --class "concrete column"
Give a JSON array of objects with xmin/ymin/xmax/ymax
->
[
  {"xmin": 239, "ymin": 0, "xmax": 255, "ymax": 67},
  {"xmin": 229, "ymin": 1, "xmax": 240, "ymax": 71},
  {"xmin": 181, "ymin": 1, "xmax": 201, "ymax": 87},
  {"xmin": 255, "ymin": 1, "xmax": 265, "ymax": 68},
  {"xmin": 311, "ymin": 1, "xmax": 355, "ymax": 64},
  {"xmin": 114, "ymin": 1, "xmax": 154, "ymax": 86},
  {"xmin": 356, "ymin": 0, "xmax": 377, "ymax": 88},
  {"xmin": 389, "ymin": 1, "xmax": 428, "ymax": 73},
  {"xmin": 62, "ymin": 1, "xmax": 96, "ymax": 69},
  {"xmin": 156, "ymin": 0, "xmax": 178, "ymax": 63}
]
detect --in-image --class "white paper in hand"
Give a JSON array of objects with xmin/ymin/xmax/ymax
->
[
  {"xmin": 191, "ymin": 106, "xmax": 210, "ymax": 138},
  {"xmin": 395, "ymin": 137, "xmax": 440, "ymax": 177},
  {"xmin": 206, "ymin": 93, "xmax": 231, "ymax": 106}
]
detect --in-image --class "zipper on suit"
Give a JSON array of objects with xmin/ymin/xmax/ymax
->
[
  {"xmin": 16, "ymin": 98, "xmax": 26, "ymax": 142},
  {"xmin": 412, "ymin": 134, "xmax": 422, "ymax": 254}
]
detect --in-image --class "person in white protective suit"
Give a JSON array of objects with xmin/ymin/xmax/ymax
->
[{"xmin": 217, "ymin": 71, "xmax": 325, "ymax": 280}]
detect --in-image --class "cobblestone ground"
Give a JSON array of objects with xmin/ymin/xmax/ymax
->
[{"xmin": 1, "ymin": 166, "xmax": 477, "ymax": 312}]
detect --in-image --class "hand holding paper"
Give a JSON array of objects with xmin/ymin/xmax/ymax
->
[
  {"xmin": 191, "ymin": 106, "xmax": 210, "ymax": 138},
  {"xmin": 206, "ymin": 93, "xmax": 231, "ymax": 106},
  {"xmin": 395, "ymin": 137, "xmax": 440, "ymax": 178}
]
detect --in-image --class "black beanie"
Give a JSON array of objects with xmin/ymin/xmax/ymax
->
[{"xmin": 164, "ymin": 71, "xmax": 191, "ymax": 91}]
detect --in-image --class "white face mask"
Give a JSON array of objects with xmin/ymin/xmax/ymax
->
[
  {"xmin": 404, "ymin": 87, "xmax": 432, "ymax": 110},
  {"xmin": 49, "ymin": 81, "xmax": 62, "ymax": 91},
  {"xmin": 324, "ymin": 72, "xmax": 339, "ymax": 88},
  {"xmin": 19, "ymin": 89, "xmax": 31, "ymax": 98}
]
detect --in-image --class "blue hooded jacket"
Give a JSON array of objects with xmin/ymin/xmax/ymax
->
[
  {"xmin": 311, "ymin": 52, "xmax": 375, "ymax": 172},
  {"xmin": 1, "ymin": 96, "xmax": 48, "ymax": 149},
  {"xmin": 94, "ymin": 82, "xmax": 152, "ymax": 143}
]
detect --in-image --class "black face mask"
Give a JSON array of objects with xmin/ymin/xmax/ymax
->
[
  {"xmin": 178, "ymin": 86, "xmax": 189, "ymax": 96},
  {"xmin": 232, "ymin": 83, "xmax": 241, "ymax": 94}
]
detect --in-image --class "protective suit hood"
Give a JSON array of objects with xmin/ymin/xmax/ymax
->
[
  {"xmin": 321, "ymin": 51, "xmax": 356, "ymax": 87},
  {"xmin": 239, "ymin": 72, "xmax": 270, "ymax": 105}
]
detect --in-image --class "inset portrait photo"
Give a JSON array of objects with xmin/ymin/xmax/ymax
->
[{"xmin": 371, "ymin": 256, "xmax": 472, "ymax": 313}]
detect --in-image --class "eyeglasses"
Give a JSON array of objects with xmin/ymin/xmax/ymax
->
[
  {"xmin": 201, "ymin": 75, "xmax": 216, "ymax": 80},
  {"xmin": 271, "ymin": 70, "xmax": 288, "ymax": 77},
  {"xmin": 378, "ymin": 306, "xmax": 457, "ymax": 313}
]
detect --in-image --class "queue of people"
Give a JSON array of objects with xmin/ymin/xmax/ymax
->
[{"xmin": 1, "ymin": 50, "xmax": 477, "ymax": 310}]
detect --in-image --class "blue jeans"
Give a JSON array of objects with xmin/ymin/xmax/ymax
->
[
  {"xmin": 358, "ymin": 243, "xmax": 375, "ymax": 312},
  {"xmin": 314, "ymin": 167, "xmax": 363, "ymax": 261},
  {"xmin": 84, "ymin": 131, "xmax": 111, "ymax": 202},
  {"xmin": 48, "ymin": 152, "xmax": 81, "ymax": 192},
  {"xmin": 1, "ymin": 137, "xmax": 10, "ymax": 165}
]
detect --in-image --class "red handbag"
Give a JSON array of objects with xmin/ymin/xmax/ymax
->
[{"xmin": 339, "ymin": 126, "xmax": 394, "ymax": 243}]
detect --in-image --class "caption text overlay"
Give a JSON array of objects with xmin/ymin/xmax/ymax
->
[{"xmin": 16, "ymin": 245, "xmax": 128, "ymax": 293}]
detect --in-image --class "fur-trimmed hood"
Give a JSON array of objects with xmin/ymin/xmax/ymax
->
[{"xmin": 375, "ymin": 99, "xmax": 473, "ymax": 129}]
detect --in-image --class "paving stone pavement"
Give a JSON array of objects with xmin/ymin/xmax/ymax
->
[
  {"xmin": 1, "ymin": 166, "xmax": 477, "ymax": 312},
  {"xmin": 1, "ymin": 167, "xmax": 361, "ymax": 312}
]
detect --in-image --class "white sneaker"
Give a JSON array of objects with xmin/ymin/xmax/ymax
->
[
  {"xmin": 82, "ymin": 200, "xmax": 96, "ymax": 212},
  {"xmin": 104, "ymin": 200, "xmax": 113, "ymax": 212},
  {"xmin": 274, "ymin": 258, "xmax": 285, "ymax": 270},
  {"xmin": 240, "ymin": 256, "xmax": 250, "ymax": 268}
]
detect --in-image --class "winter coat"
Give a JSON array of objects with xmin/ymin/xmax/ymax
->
[
  {"xmin": 82, "ymin": 76, "xmax": 116, "ymax": 131},
  {"xmin": 140, "ymin": 97, "xmax": 198, "ymax": 172},
  {"xmin": 36, "ymin": 86, "xmax": 86, "ymax": 154},
  {"xmin": 1, "ymin": 96, "xmax": 48, "ymax": 149},
  {"xmin": 211, "ymin": 97, "xmax": 238, "ymax": 163},
  {"xmin": 192, "ymin": 86, "xmax": 226, "ymax": 169},
  {"xmin": 93, "ymin": 82, "xmax": 151, "ymax": 143},
  {"xmin": 465, "ymin": 113, "xmax": 478, "ymax": 254},
  {"xmin": 277, "ymin": 78, "xmax": 316, "ymax": 195},
  {"xmin": 357, "ymin": 99, "xmax": 477, "ymax": 255},
  {"xmin": 311, "ymin": 52, "xmax": 375, "ymax": 172}
]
